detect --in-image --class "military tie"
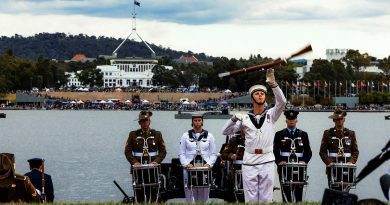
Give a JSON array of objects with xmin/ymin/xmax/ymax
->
[{"xmin": 290, "ymin": 130, "xmax": 294, "ymax": 137}]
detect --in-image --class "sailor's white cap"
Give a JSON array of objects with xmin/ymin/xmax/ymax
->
[{"xmin": 248, "ymin": 84, "xmax": 267, "ymax": 95}]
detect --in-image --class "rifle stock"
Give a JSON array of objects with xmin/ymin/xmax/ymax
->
[{"xmin": 218, "ymin": 44, "xmax": 312, "ymax": 78}]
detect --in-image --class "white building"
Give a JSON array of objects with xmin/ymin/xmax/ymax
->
[
  {"xmin": 97, "ymin": 58, "xmax": 158, "ymax": 88},
  {"xmin": 326, "ymin": 49, "xmax": 348, "ymax": 61},
  {"xmin": 65, "ymin": 71, "xmax": 83, "ymax": 87},
  {"xmin": 66, "ymin": 57, "xmax": 173, "ymax": 88}
]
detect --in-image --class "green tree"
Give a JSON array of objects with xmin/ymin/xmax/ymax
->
[
  {"xmin": 378, "ymin": 55, "xmax": 390, "ymax": 80},
  {"xmin": 342, "ymin": 49, "xmax": 370, "ymax": 72},
  {"xmin": 77, "ymin": 67, "xmax": 103, "ymax": 87}
]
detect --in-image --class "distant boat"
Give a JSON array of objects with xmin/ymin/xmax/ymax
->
[
  {"xmin": 0, "ymin": 113, "xmax": 6, "ymax": 118},
  {"xmin": 174, "ymin": 110, "xmax": 232, "ymax": 119},
  {"xmin": 385, "ymin": 115, "xmax": 390, "ymax": 120}
]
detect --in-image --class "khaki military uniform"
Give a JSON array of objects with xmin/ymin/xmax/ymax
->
[
  {"xmin": 319, "ymin": 127, "xmax": 359, "ymax": 191},
  {"xmin": 124, "ymin": 128, "xmax": 166, "ymax": 203},
  {"xmin": 221, "ymin": 135, "xmax": 245, "ymax": 202},
  {"xmin": 0, "ymin": 174, "xmax": 40, "ymax": 203},
  {"xmin": 1, "ymin": 153, "xmax": 40, "ymax": 203},
  {"xmin": 124, "ymin": 128, "xmax": 167, "ymax": 165},
  {"xmin": 319, "ymin": 127, "xmax": 359, "ymax": 165},
  {"xmin": 221, "ymin": 136, "xmax": 245, "ymax": 171}
]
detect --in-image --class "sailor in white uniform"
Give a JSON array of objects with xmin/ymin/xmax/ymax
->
[
  {"xmin": 179, "ymin": 113, "xmax": 217, "ymax": 203},
  {"xmin": 221, "ymin": 68, "xmax": 286, "ymax": 203}
]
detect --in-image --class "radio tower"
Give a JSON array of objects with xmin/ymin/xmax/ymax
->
[{"xmin": 112, "ymin": 0, "xmax": 156, "ymax": 58}]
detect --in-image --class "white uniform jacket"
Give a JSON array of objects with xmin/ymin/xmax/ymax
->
[
  {"xmin": 221, "ymin": 86, "xmax": 286, "ymax": 165},
  {"xmin": 179, "ymin": 129, "xmax": 217, "ymax": 167}
]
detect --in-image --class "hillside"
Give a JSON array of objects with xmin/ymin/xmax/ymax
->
[{"xmin": 0, "ymin": 33, "xmax": 212, "ymax": 61}]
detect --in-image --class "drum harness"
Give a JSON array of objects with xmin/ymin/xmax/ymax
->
[
  {"xmin": 133, "ymin": 129, "xmax": 161, "ymax": 203},
  {"xmin": 280, "ymin": 128, "xmax": 307, "ymax": 202},
  {"xmin": 328, "ymin": 128, "xmax": 352, "ymax": 163},
  {"xmin": 187, "ymin": 129, "xmax": 211, "ymax": 203},
  {"xmin": 327, "ymin": 128, "xmax": 356, "ymax": 192}
]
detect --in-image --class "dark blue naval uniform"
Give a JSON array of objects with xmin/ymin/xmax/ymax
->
[
  {"xmin": 274, "ymin": 128, "xmax": 312, "ymax": 202},
  {"xmin": 24, "ymin": 169, "xmax": 54, "ymax": 202}
]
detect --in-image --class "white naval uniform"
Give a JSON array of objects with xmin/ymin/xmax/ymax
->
[
  {"xmin": 179, "ymin": 130, "xmax": 217, "ymax": 203},
  {"xmin": 221, "ymin": 86, "xmax": 286, "ymax": 203}
]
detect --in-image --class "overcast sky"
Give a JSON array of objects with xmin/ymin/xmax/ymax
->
[{"xmin": 0, "ymin": 0, "xmax": 389, "ymax": 59}]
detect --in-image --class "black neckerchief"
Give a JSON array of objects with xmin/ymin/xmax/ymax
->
[
  {"xmin": 248, "ymin": 109, "xmax": 268, "ymax": 129},
  {"xmin": 188, "ymin": 129, "xmax": 208, "ymax": 141}
]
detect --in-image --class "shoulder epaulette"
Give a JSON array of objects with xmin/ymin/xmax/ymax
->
[{"xmin": 14, "ymin": 173, "xmax": 27, "ymax": 181}]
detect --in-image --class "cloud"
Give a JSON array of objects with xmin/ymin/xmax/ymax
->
[
  {"xmin": 2, "ymin": 0, "xmax": 389, "ymax": 25},
  {"xmin": 1, "ymin": 0, "xmax": 390, "ymax": 59}
]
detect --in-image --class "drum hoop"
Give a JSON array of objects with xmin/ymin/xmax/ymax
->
[
  {"xmin": 187, "ymin": 168, "xmax": 211, "ymax": 188},
  {"xmin": 281, "ymin": 163, "xmax": 308, "ymax": 185},
  {"xmin": 131, "ymin": 164, "xmax": 161, "ymax": 187}
]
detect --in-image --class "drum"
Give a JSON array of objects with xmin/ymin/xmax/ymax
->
[
  {"xmin": 281, "ymin": 163, "xmax": 308, "ymax": 185},
  {"xmin": 330, "ymin": 163, "xmax": 356, "ymax": 185},
  {"xmin": 234, "ymin": 170, "xmax": 243, "ymax": 192},
  {"xmin": 187, "ymin": 167, "xmax": 211, "ymax": 188},
  {"xmin": 132, "ymin": 164, "xmax": 161, "ymax": 187}
]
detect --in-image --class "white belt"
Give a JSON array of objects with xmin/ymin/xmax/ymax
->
[
  {"xmin": 132, "ymin": 151, "xmax": 158, "ymax": 157},
  {"xmin": 233, "ymin": 160, "xmax": 243, "ymax": 164},
  {"xmin": 328, "ymin": 152, "xmax": 351, "ymax": 157},
  {"xmin": 280, "ymin": 152, "xmax": 303, "ymax": 157},
  {"xmin": 245, "ymin": 146, "xmax": 273, "ymax": 154}
]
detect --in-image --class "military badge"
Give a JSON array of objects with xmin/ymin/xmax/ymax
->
[{"xmin": 345, "ymin": 139, "xmax": 351, "ymax": 146}]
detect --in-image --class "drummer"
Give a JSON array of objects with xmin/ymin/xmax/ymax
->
[
  {"xmin": 179, "ymin": 113, "xmax": 217, "ymax": 203},
  {"xmin": 319, "ymin": 108, "xmax": 359, "ymax": 191},
  {"xmin": 273, "ymin": 110, "xmax": 312, "ymax": 202},
  {"xmin": 221, "ymin": 130, "xmax": 245, "ymax": 202},
  {"xmin": 124, "ymin": 110, "xmax": 167, "ymax": 202}
]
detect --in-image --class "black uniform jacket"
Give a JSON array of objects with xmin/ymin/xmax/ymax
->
[
  {"xmin": 274, "ymin": 128, "xmax": 312, "ymax": 164},
  {"xmin": 25, "ymin": 169, "xmax": 54, "ymax": 202}
]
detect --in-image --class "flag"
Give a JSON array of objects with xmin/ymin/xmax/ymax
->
[
  {"xmin": 383, "ymin": 82, "xmax": 388, "ymax": 87},
  {"xmin": 324, "ymin": 81, "xmax": 328, "ymax": 87},
  {"xmin": 351, "ymin": 82, "xmax": 356, "ymax": 87},
  {"xmin": 134, "ymin": 0, "xmax": 140, "ymax": 6},
  {"xmin": 371, "ymin": 81, "xmax": 375, "ymax": 88},
  {"xmin": 285, "ymin": 81, "xmax": 290, "ymax": 87},
  {"xmin": 307, "ymin": 82, "xmax": 312, "ymax": 87}
]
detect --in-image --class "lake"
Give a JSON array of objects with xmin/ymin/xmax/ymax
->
[{"xmin": 0, "ymin": 110, "xmax": 389, "ymax": 202}]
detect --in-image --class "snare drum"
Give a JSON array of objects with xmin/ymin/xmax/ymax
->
[
  {"xmin": 234, "ymin": 170, "xmax": 243, "ymax": 192},
  {"xmin": 330, "ymin": 163, "xmax": 356, "ymax": 185},
  {"xmin": 187, "ymin": 167, "xmax": 211, "ymax": 188},
  {"xmin": 132, "ymin": 164, "xmax": 161, "ymax": 187},
  {"xmin": 281, "ymin": 163, "xmax": 308, "ymax": 185}
]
